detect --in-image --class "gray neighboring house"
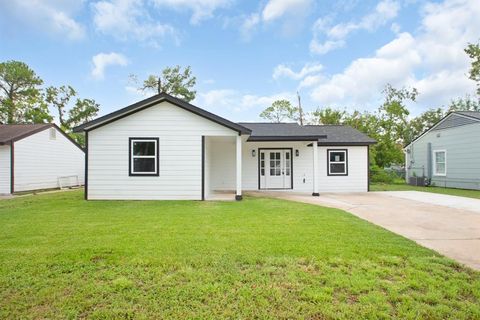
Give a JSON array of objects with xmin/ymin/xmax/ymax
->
[{"xmin": 404, "ymin": 111, "xmax": 480, "ymax": 190}]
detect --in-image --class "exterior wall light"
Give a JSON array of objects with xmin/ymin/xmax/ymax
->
[
  {"xmin": 295, "ymin": 149, "xmax": 299, "ymax": 157},
  {"xmin": 252, "ymin": 150, "xmax": 256, "ymax": 157}
]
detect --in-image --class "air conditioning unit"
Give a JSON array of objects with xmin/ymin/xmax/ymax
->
[{"xmin": 408, "ymin": 176, "xmax": 426, "ymax": 187}]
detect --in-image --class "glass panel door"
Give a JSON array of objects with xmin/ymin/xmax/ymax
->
[{"xmin": 260, "ymin": 149, "xmax": 292, "ymax": 189}]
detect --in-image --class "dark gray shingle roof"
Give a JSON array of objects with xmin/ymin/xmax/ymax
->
[
  {"xmin": 455, "ymin": 111, "xmax": 480, "ymax": 120},
  {"xmin": 73, "ymin": 93, "xmax": 251, "ymax": 134},
  {"xmin": 0, "ymin": 124, "xmax": 52, "ymax": 144},
  {"xmin": 238, "ymin": 122, "xmax": 376, "ymax": 145}
]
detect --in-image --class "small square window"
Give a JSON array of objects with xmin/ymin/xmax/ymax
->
[
  {"xmin": 328, "ymin": 150, "xmax": 348, "ymax": 176},
  {"xmin": 129, "ymin": 138, "xmax": 159, "ymax": 176}
]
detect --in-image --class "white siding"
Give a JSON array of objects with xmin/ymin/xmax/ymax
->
[
  {"xmin": 318, "ymin": 146, "xmax": 368, "ymax": 193},
  {"xmin": 0, "ymin": 145, "xmax": 10, "ymax": 194},
  {"xmin": 88, "ymin": 101, "xmax": 237, "ymax": 200},
  {"xmin": 209, "ymin": 139, "xmax": 369, "ymax": 193},
  {"xmin": 242, "ymin": 141, "xmax": 315, "ymax": 192},
  {"xmin": 208, "ymin": 138, "xmax": 236, "ymax": 190},
  {"xmin": 14, "ymin": 127, "xmax": 85, "ymax": 192}
]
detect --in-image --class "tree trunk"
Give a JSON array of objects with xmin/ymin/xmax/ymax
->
[
  {"xmin": 7, "ymin": 90, "xmax": 14, "ymax": 124},
  {"xmin": 58, "ymin": 106, "xmax": 65, "ymax": 127},
  {"xmin": 297, "ymin": 92, "xmax": 304, "ymax": 126}
]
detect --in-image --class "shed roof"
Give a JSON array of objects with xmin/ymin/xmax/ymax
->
[
  {"xmin": 238, "ymin": 122, "xmax": 376, "ymax": 145},
  {"xmin": 0, "ymin": 123, "xmax": 84, "ymax": 151},
  {"xmin": 0, "ymin": 124, "xmax": 52, "ymax": 144}
]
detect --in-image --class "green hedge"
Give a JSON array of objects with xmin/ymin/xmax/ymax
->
[{"xmin": 370, "ymin": 166, "xmax": 399, "ymax": 184}]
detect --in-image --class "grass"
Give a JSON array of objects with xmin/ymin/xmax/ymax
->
[
  {"xmin": 371, "ymin": 182, "xmax": 480, "ymax": 200},
  {"xmin": 0, "ymin": 191, "xmax": 479, "ymax": 319}
]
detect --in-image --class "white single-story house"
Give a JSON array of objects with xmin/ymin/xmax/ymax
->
[
  {"xmin": 0, "ymin": 124, "xmax": 85, "ymax": 194},
  {"xmin": 73, "ymin": 93, "xmax": 376, "ymax": 200}
]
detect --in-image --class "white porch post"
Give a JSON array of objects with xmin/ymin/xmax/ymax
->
[
  {"xmin": 312, "ymin": 140, "xmax": 319, "ymax": 196},
  {"xmin": 236, "ymin": 135, "xmax": 243, "ymax": 200}
]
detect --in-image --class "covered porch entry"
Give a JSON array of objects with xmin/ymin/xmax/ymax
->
[
  {"xmin": 204, "ymin": 136, "xmax": 324, "ymax": 199},
  {"xmin": 204, "ymin": 135, "xmax": 242, "ymax": 200}
]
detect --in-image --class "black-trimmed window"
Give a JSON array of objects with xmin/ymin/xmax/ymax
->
[
  {"xmin": 129, "ymin": 138, "xmax": 159, "ymax": 176},
  {"xmin": 327, "ymin": 149, "xmax": 348, "ymax": 176}
]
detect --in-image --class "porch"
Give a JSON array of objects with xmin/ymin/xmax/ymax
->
[{"xmin": 203, "ymin": 136, "xmax": 324, "ymax": 200}]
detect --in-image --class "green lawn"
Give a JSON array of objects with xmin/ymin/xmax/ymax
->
[
  {"xmin": 1, "ymin": 191, "xmax": 479, "ymax": 319},
  {"xmin": 371, "ymin": 182, "xmax": 480, "ymax": 200}
]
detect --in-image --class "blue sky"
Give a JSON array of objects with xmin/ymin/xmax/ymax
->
[{"xmin": 1, "ymin": 0, "xmax": 479, "ymax": 122}]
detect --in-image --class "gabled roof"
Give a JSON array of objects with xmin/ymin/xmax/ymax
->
[
  {"xmin": 0, "ymin": 123, "xmax": 84, "ymax": 151},
  {"xmin": 71, "ymin": 93, "xmax": 376, "ymax": 144},
  {"xmin": 405, "ymin": 111, "xmax": 480, "ymax": 148},
  {"xmin": 455, "ymin": 111, "xmax": 480, "ymax": 120},
  {"xmin": 0, "ymin": 124, "xmax": 52, "ymax": 144},
  {"xmin": 73, "ymin": 93, "xmax": 252, "ymax": 134},
  {"xmin": 239, "ymin": 122, "xmax": 376, "ymax": 145}
]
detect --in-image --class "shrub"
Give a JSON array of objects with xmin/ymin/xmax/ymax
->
[{"xmin": 370, "ymin": 166, "xmax": 398, "ymax": 184}]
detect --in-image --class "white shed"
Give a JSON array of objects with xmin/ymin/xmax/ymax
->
[{"xmin": 0, "ymin": 124, "xmax": 85, "ymax": 194}]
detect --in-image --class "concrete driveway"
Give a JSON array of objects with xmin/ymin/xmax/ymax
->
[{"xmin": 249, "ymin": 191, "xmax": 480, "ymax": 270}]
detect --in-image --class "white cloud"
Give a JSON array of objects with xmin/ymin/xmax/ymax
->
[
  {"xmin": 310, "ymin": 0, "xmax": 400, "ymax": 54},
  {"xmin": 152, "ymin": 0, "xmax": 231, "ymax": 24},
  {"xmin": 299, "ymin": 74, "xmax": 324, "ymax": 89},
  {"xmin": 0, "ymin": 0, "xmax": 85, "ymax": 40},
  {"xmin": 240, "ymin": 13, "xmax": 260, "ymax": 40},
  {"xmin": 92, "ymin": 0, "xmax": 177, "ymax": 46},
  {"xmin": 310, "ymin": 33, "xmax": 421, "ymax": 106},
  {"xmin": 310, "ymin": 39, "xmax": 345, "ymax": 55},
  {"xmin": 239, "ymin": 0, "xmax": 313, "ymax": 39},
  {"xmin": 91, "ymin": 52, "xmax": 128, "ymax": 80},
  {"xmin": 273, "ymin": 62, "xmax": 323, "ymax": 80},
  {"xmin": 195, "ymin": 89, "xmax": 296, "ymax": 117},
  {"xmin": 262, "ymin": 0, "xmax": 313, "ymax": 22},
  {"xmin": 203, "ymin": 79, "xmax": 216, "ymax": 85},
  {"xmin": 307, "ymin": 0, "xmax": 480, "ymax": 111},
  {"xmin": 390, "ymin": 22, "xmax": 401, "ymax": 33}
]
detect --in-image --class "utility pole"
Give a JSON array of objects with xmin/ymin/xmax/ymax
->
[{"xmin": 297, "ymin": 91, "xmax": 304, "ymax": 126}]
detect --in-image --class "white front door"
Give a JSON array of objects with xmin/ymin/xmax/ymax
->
[{"xmin": 259, "ymin": 149, "xmax": 292, "ymax": 189}]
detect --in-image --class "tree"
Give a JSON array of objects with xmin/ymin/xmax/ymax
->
[
  {"xmin": 379, "ymin": 84, "xmax": 417, "ymax": 142},
  {"xmin": 447, "ymin": 95, "xmax": 480, "ymax": 112},
  {"xmin": 310, "ymin": 107, "xmax": 345, "ymax": 125},
  {"xmin": 372, "ymin": 84, "xmax": 418, "ymax": 167},
  {"xmin": 0, "ymin": 60, "xmax": 50, "ymax": 124},
  {"xmin": 344, "ymin": 110, "xmax": 380, "ymax": 166},
  {"xmin": 407, "ymin": 108, "xmax": 444, "ymax": 143},
  {"xmin": 260, "ymin": 99, "xmax": 294, "ymax": 122},
  {"xmin": 465, "ymin": 42, "xmax": 480, "ymax": 95},
  {"xmin": 23, "ymin": 97, "xmax": 52, "ymax": 124},
  {"xmin": 132, "ymin": 65, "xmax": 197, "ymax": 102},
  {"xmin": 65, "ymin": 98, "xmax": 100, "ymax": 145},
  {"xmin": 46, "ymin": 85, "xmax": 76, "ymax": 129},
  {"xmin": 66, "ymin": 98, "xmax": 100, "ymax": 129}
]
